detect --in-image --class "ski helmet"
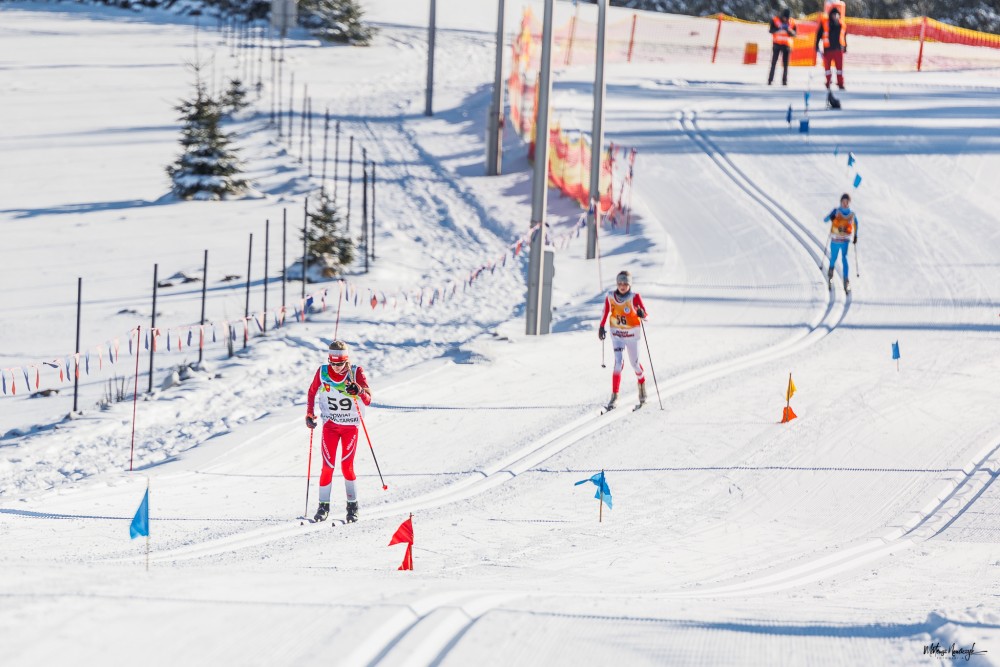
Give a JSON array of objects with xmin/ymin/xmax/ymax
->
[{"xmin": 328, "ymin": 340, "xmax": 349, "ymax": 363}]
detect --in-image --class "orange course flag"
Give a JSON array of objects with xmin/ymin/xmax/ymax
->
[
  {"xmin": 786, "ymin": 374, "xmax": 796, "ymax": 402},
  {"xmin": 389, "ymin": 516, "xmax": 414, "ymax": 571},
  {"xmin": 781, "ymin": 406, "xmax": 798, "ymax": 423}
]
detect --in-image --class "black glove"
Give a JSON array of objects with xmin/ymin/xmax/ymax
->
[
  {"xmin": 853, "ymin": 234, "xmax": 857, "ymax": 245},
  {"xmin": 637, "ymin": 307, "xmax": 646, "ymax": 319},
  {"xmin": 598, "ymin": 326, "xmax": 606, "ymax": 341},
  {"xmin": 306, "ymin": 415, "xmax": 317, "ymax": 429},
  {"xmin": 345, "ymin": 382, "xmax": 360, "ymax": 396}
]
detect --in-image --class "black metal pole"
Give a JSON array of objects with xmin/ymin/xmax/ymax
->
[
  {"xmin": 302, "ymin": 197, "xmax": 309, "ymax": 300},
  {"xmin": 321, "ymin": 107, "xmax": 330, "ymax": 192},
  {"xmin": 276, "ymin": 47, "xmax": 283, "ymax": 137},
  {"xmin": 148, "ymin": 264, "xmax": 158, "ymax": 393},
  {"xmin": 288, "ymin": 72, "xmax": 295, "ymax": 147},
  {"xmin": 198, "ymin": 249, "xmax": 208, "ymax": 366},
  {"xmin": 333, "ymin": 120, "xmax": 341, "ymax": 203},
  {"xmin": 362, "ymin": 161, "xmax": 369, "ymax": 274},
  {"xmin": 299, "ymin": 87, "xmax": 308, "ymax": 163},
  {"xmin": 269, "ymin": 45, "xmax": 276, "ymax": 125},
  {"xmin": 263, "ymin": 219, "xmax": 269, "ymax": 334},
  {"xmin": 371, "ymin": 162, "xmax": 377, "ymax": 262},
  {"xmin": 308, "ymin": 97, "xmax": 314, "ymax": 177},
  {"xmin": 73, "ymin": 277, "xmax": 81, "ymax": 413},
  {"xmin": 244, "ymin": 233, "xmax": 253, "ymax": 349},
  {"xmin": 282, "ymin": 209, "xmax": 287, "ymax": 310},
  {"xmin": 346, "ymin": 135, "xmax": 354, "ymax": 231}
]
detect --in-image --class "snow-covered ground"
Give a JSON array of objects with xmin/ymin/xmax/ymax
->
[{"xmin": 1, "ymin": 1, "xmax": 999, "ymax": 664}]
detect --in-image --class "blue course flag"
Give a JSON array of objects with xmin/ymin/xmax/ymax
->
[
  {"xmin": 575, "ymin": 472, "xmax": 613, "ymax": 509},
  {"xmin": 853, "ymin": 174, "xmax": 862, "ymax": 188},
  {"xmin": 892, "ymin": 341, "xmax": 900, "ymax": 360},
  {"xmin": 799, "ymin": 119, "xmax": 810, "ymax": 134},
  {"xmin": 847, "ymin": 152, "xmax": 856, "ymax": 167},
  {"xmin": 786, "ymin": 105, "xmax": 792, "ymax": 125},
  {"xmin": 130, "ymin": 488, "xmax": 149, "ymax": 539}
]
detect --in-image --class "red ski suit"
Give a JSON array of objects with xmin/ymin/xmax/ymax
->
[{"xmin": 307, "ymin": 364, "xmax": 372, "ymax": 496}]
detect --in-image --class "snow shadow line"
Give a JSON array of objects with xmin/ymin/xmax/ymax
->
[
  {"xmin": 530, "ymin": 466, "xmax": 964, "ymax": 474},
  {"xmin": 500, "ymin": 609, "xmax": 1000, "ymax": 635},
  {"xmin": 0, "ymin": 508, "xmax": 281, "ymax": 523},
  {"xmin": 371, "ymin": 402, "xmax": 581, "ymax": 411}
]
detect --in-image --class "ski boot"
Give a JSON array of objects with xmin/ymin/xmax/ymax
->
[
  {"xmin": 827, "ymin": 267, "xmax": 834, "ymax": 291},
  {"xmin": 638, "ymin": 382, "xmax": 647, "ymax": 405},
  {"xmin": 346, "ymin": 501, "xmax": 359, "ymax": 524},
  {"xmin": 844, "ymin": 277, "xmax": 851, "ymax": 294},
  {"xmin": 313, "ymin": 502, "xmax": 330, "ymax": 522},
  {"xmin": 605, "ymin": 393, "xmax": 619, "ymax": 411}
]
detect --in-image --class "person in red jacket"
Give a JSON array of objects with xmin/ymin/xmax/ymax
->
[
  {"xmin": 816, "ymin": 7, "xmax": 847, "ymax": 90},
  {"xmin": 306, "ymin": 340, "xmax": 372, "ymax": 523},
  {"xmin": 598, "ymin": 270, "xmax": 648, "ymax": 410}
]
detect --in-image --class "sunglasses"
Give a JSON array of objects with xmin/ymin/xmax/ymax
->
[{"xmin": 328, "ymin": 358, "xmax": 349, "ymax": 366}]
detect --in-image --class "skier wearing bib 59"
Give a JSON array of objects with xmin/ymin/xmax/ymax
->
[
  {"xmin": 306, "ymin": 340, "xmax": 372, "ymax": 524},
  {"xmin": 598, "ymin": 270, "xmax": 648, "ymax": 411}
]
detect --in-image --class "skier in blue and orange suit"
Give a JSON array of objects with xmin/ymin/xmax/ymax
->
[
  {"xmin": 823, "ymin": 193, "xmax": 859, "ymax": 293},
  {"xmin": 598, "ymin": 270, "xmax": 648, "ymax": 410},
  {"xmin": 306, "ymin": 340, "xmax": 372, "ymax": 524}
]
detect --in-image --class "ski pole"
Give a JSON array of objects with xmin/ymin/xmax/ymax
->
[
  {"xmin": 639, "ymin": 319, "xmax": 664, "ymax": 410},
  {"xmin": 818, "ymin": 231, "xmax": 832, "ymax": 272},
  {"xmin": 601, "ymin": 336, "xmax": 606, "ymax": 368},
  {"xmin": 304, "ymin": 427, "xmax": 314, "ymax": 518},
  {"xmin": 854, "ymin": 242, "xmax": 860, "ymax": 277},
  {"xmin": 355, "ymin": 398, "xmax": 387, "ymax": 490}
]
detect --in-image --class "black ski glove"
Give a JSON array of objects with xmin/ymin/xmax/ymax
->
[
  {"xmin": 306, "ymin": 415, "xmax": 318, "ymax": 429},
  {"xmin": 345, "ymin": 382, "xmax": 361, "ymax": 396},
  {"xmin": 852, "ymin": 234, "xmax": 858, "ymax": 245},
  {"xmin": 598, "ymin": 326, "xmax": 606, "ymax": 341},
  {"xmin": 637, "ymin": 307, "xmax": 646, "ymax": 319}
]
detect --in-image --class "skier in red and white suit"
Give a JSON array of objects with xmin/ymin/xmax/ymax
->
[
  {"xmin": 306, "ymin": 340, "xmax": 372, "ymax": 523},
  {"xmin": 598, "ymin": 270, "xmax": 648, "ymax": 410}
]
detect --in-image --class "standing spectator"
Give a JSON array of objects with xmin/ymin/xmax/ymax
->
[
  {"xmin": 816, "ymin": 7, "xmax": 848, "ymax": 91},
  {"xmin": 768, "ymin": 9, "xmax": 797, "ymax": 86}
]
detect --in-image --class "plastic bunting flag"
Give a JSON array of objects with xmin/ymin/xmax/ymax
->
[
  {"xmin": 389, "ymin": 515, "xmax": 414, "ymax": 571},
  {"xmin": 575, "ymin": 471, "xmax": 612, "ymax": 510},
  {"xmin": 129, "ymin": 487, "xmax": 149, "ymax": 539}
]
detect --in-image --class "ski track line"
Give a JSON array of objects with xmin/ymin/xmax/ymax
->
[{"xmin": 338, "ymin": 590, "xmax": 525, "ymax": 667}]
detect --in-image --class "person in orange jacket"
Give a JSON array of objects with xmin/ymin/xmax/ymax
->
[
  {"xmin": 816, "ymin": 7, "xmax": 848, "ymax": 90},
  {"xmin": 768, "ymin": 8, "xmax": 797, "ymax": 86}
]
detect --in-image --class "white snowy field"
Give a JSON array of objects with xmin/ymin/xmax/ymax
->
[{"xmin": 1, "ymin": 1, "xmax": 1000, "ymax": 665}]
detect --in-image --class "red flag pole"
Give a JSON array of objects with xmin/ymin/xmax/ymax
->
[
  {"xmin": 334, "ymin": 280, "xmax": 344, "ymax": 339},
  {"xmin": 786, "ymin": 373, "xmax": 791, "ymax": 411},
  {"xmin": 129, "ymin": 326, "xmax": 141, "ymax": 472}
]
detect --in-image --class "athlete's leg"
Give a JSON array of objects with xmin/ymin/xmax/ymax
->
[
  {"xmin": 318, "ymin": 421, "xmax": 339, "ymax": 503},
  {"xmin": 612, "ymin": 333, "xmax": 626, "ymax": 393},
  {"xmin": 339, "ymin": 427, "xmax": 359, "ymax": 502},
  {"xmin": 625, "ymin": 335, "xmax": 645, "ymax": 382}
]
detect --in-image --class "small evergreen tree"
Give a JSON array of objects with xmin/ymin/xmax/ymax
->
[
  {"xmin": 298, "ymin": 0, "xmax": 377, "ymax": 45},
  {"xmin": 304, "ymin": 189, "xmax": 355, "ymax": 277},
  {"xmin": 222, "ymin": 77, "xmax": 251, "ymax": 116},
  {"xmin": 166, "ymin": 68, "xmax": 249, "ymax": 200}
]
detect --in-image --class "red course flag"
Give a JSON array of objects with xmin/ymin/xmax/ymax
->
[
  {"xmin": 388, "ymin": 515, "xmax": 414, "ymax": 571},
  {"xmin": 781, "ymin": 406, "xmax": 797, "ymax": 423}
]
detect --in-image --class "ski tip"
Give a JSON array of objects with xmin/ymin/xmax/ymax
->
[{"xmin": 382, "ymin": 485, "xmax": 388, "ymax": 491}]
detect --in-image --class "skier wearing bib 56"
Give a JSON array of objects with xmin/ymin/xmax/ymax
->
[
  {"xmin": 306, "ymin": 340, "xmax": 372, "ymax": 524},
  {"xmin": 824, "ymin": 193, "xmax": 859, "ymax": 294},
  {"xmin": 598, "ymin": 270, "xmax": 648, "ymax": 410}
]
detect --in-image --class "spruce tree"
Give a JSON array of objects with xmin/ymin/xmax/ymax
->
[
  {"xmin": 166, "ymin": 70, "xmax": 249, "ymax": 200},
  {"xmin": 222, "ymin": 77, "xmax": 251, "ymax": 116},
  {"xmin": 304, "ymin": 189, "xmax": 355, "ymax": 278},
  {"xmin": 298, "ymin": 0, "xmax": 377, "ymax": 45}
]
